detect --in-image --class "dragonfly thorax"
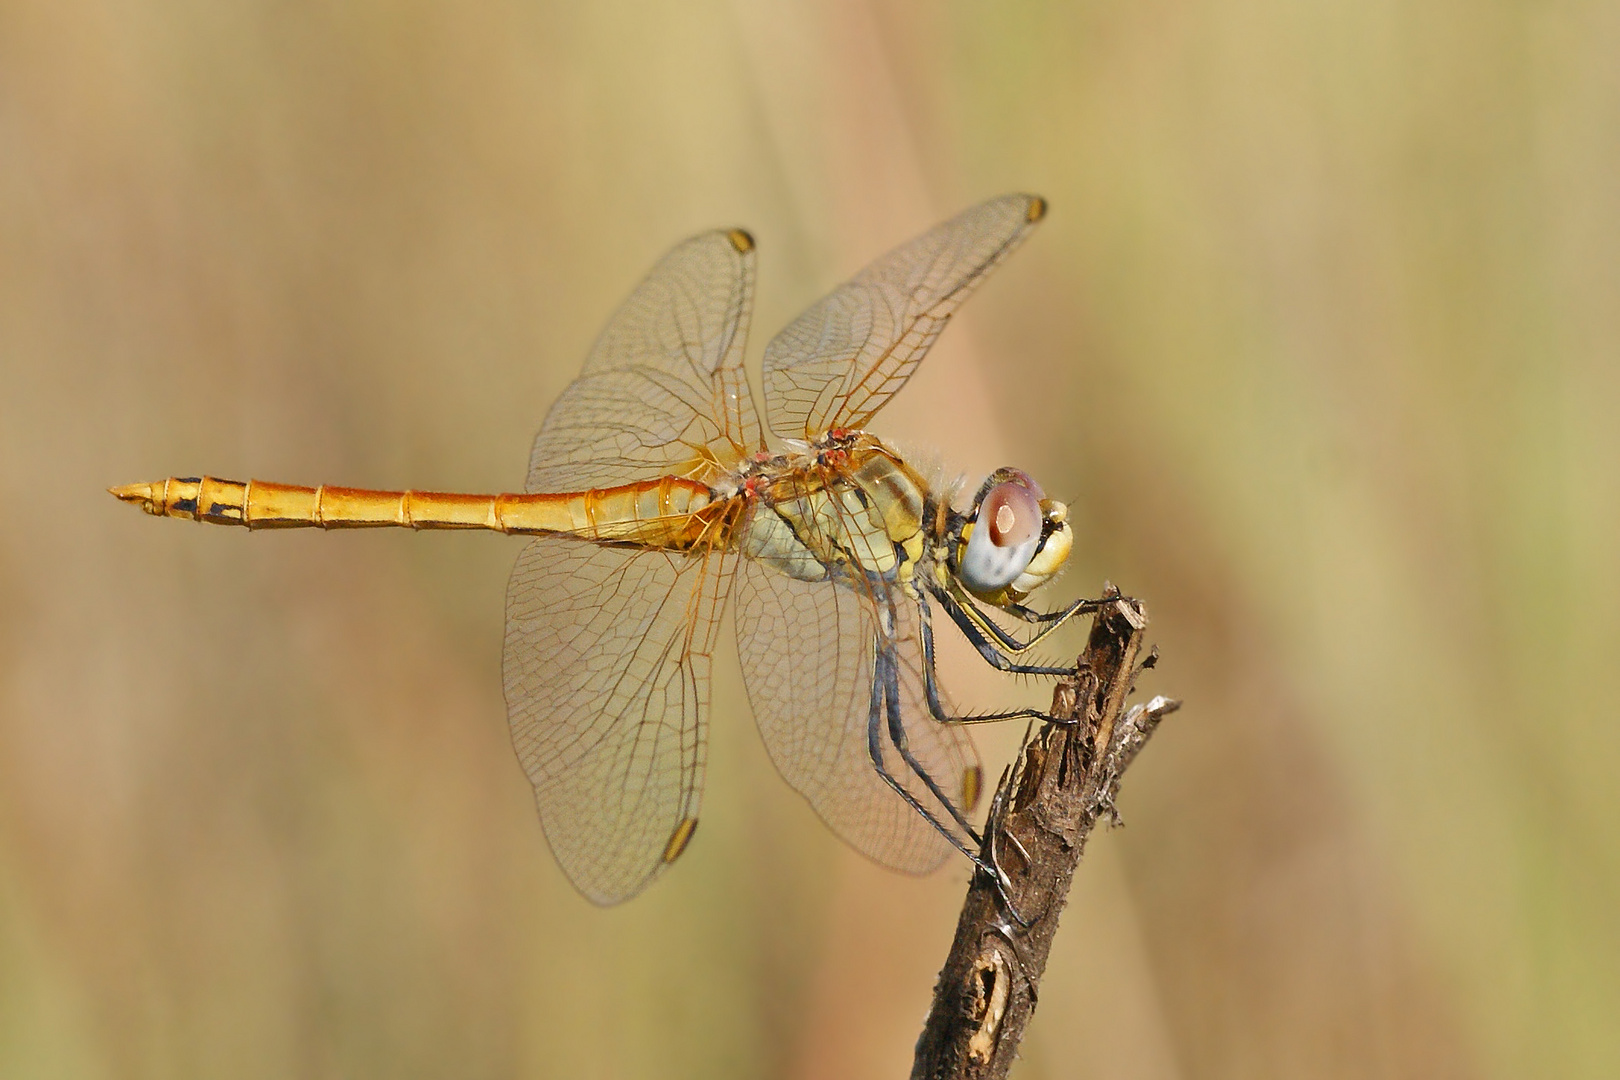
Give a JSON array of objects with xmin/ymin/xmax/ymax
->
[{"xmin": 734, "ymin": 432, "xmax": 933, "ymax": 586}]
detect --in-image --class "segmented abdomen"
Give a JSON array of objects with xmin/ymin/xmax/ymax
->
[{"xmin": 110, "ymin": 475, "xmax": 726, "ymax": 550}]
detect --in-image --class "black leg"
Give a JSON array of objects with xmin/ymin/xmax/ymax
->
[
  {"xmin": 917, "ymin": 591, "xmax": 1074, "ymax": 727},
  {"xmin": 864, "ymin": 637, "xmax": 992, "ymax": 870},
  {"xmin": 1005, "ymin": 596, "xmax": 1101, "ymax": 626},
  {"xmin": 929, "ymin": 582, "xmax": 1077, "ymax": 677},
  {"xmin": 880, "ymin": 638, "xmax": 983, "ymax": 842},
  {"xmin": 955, "ymin": 587, "xmax": 1099, "ymax": 655}
]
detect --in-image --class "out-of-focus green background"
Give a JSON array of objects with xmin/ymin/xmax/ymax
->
[{"xmin": 3, "ymin": 2, "xmax": 1615, "ymax": 1077}]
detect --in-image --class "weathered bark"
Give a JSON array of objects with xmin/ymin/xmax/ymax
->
[{"xmin": 911, "ymin": 586, "xmax": 1178, "ymax": 1080}]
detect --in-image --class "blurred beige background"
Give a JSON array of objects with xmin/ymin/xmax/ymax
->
[{"xmin": 2, "ymin": 1, "xmax": 1616, "ymax": 1077}]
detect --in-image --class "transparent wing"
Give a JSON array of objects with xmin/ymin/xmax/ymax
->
[
  {"xmin": 503, "ymin": 536, "xmax": 733, "ymax": 904},
  {"xmin": 528, "ymin": 229, "xmax": 761, "ymax": 493},
  {"xmin": 763, "ymin": 194, "xmax": 1045, "ymax": 441},
  {"xmin": 733, "ymin": 557, "xmax": 980, "ymax": 874}
]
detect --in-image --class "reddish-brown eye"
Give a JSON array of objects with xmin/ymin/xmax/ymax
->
[
  {"xmin": 959, "ymin": 475, "xmax": 1047, "ymax": 595},
  {"xmin": 983, "ymin": 482, "xmax": 1041, "ymax": 548}
]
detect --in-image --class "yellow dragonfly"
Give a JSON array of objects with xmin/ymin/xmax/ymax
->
[{"xmin": 111, "ymin": 194, "xmax": 1098, "ymax": 905}]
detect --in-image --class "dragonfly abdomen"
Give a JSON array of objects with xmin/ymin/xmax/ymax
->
[{"xmin": 109, "ymin": 475, "xmax": 722, "ymax": 548}]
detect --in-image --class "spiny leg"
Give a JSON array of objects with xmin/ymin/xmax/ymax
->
[
  {"xmin": 879, "ymin": 638, "xmax": 984, "ymax": 843},
  {"xmin": 1005, "ymin": 595, "xmax": 1102, "ymax": 627},
  {"xmin": 928, "ymin": 582, "xmax": 1076, "ymax": 677},
  {"xmin": 916, "ymin": 591, "xmax": 1072, "ymax": 727},
  {"xmin": 864, "ymin": 643, "xmax": 992, "ymax": 872},
  {"xmin": 943, "ymin": 581, "xmax": 1100, "ymax": 656}
]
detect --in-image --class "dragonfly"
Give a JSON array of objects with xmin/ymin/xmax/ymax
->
[{"xmin": 111, "ymin": 193, "xmax": 1100, "ymax": 905}]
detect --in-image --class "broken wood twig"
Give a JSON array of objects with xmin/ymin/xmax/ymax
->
[{"xmin": 911, "ymin": 585, "xmax": 1179, "ymax": 1080}]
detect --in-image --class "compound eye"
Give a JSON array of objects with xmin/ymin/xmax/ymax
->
[
  {"xmin": 983, "ymin": 482, "xmax": 1041, "ymax": 549},
  {"xmin": 959, "ymin": 480, "xmax": 1043, "ymax": 595}
]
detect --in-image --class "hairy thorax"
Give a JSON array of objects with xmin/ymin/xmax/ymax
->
[{"xmin": 733, "ymin": 432, "xmax": 934, "ymax": 586}]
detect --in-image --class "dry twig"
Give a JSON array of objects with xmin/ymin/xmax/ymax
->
[{"xmin": 911, "ymin": 585, "xmax": 1179, "ymax": 1080}]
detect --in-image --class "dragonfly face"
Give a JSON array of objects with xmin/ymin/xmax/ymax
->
[
  {"xmin": 951, "ymin": 467, "xmax": 1074, "ymax": 606},
  {"xmin": 112, "ymin": 193, "xmax": 1101, "ymax": 905}
]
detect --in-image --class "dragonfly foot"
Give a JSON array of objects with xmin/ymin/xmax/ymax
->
[{"xmin": 977, "ymin": 783, "xmax": 1039, "ymax": 928}]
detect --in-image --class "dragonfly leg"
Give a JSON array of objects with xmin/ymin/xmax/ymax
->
[
  {"xmin": 864, "ymin": 642, "xmax": 996, "ymax": 872},
  {"xmin": 916, "ymin": 592, "xmax": 1073, "ymax": 728},
  {"xmin": 1005, "ymin": 595, "xmax": 1102, "ymax": 628},
  {"xmin": 984, "ymin": 784, "xmax": 1036, "ymax": 928},
  {"xmin": 880, "ymin": 640, "xmax": 984, "ymax": 843},
  {"xmin": 927, "ymin": 582, "xmax": 1076, "ymax": 678},
  {"xmin": 946, "ymin": 581, "xmax": 1101, "ymax": 657}
]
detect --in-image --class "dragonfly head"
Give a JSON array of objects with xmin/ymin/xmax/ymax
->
[{"xmin": 954, "ymin": 468, "xmax": 1073, "ymax": 605}]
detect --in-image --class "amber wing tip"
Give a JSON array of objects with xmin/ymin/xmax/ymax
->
[
  {"xmin": 109, "ymin": 482, "xmax": 160, "ymax": 514},
  {"xmin": 662, "ymin": 816, "xmax": 699, "ymax": 864},
  {"xmin": 1025, "ymin": 195, "xmax": 1048, "ymax": 223}
]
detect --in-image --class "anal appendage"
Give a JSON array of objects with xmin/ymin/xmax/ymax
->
[{"xmin": 108, "ymin": 481, "xmax": 167, "ymax": 516}]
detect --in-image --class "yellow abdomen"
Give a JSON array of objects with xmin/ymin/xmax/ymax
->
[{"xmin": 109, "ymin": 475, "xmax": 725, "ymax": 550}]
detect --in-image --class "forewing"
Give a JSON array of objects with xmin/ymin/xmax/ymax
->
[
  {"xmin": 733, "ymin": 558, "xmax": 980, "ymax": 874},
  {"xmin": 503, "ymin": 536, "xmax": 732, "ymax": 904},
  {"xmin": 527, "ymin": 229, "xmax": 761, "ymax": 493},
  {"xmin": 762, "ymin": 194, "xmax": 1044, "ymax": 441}
]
